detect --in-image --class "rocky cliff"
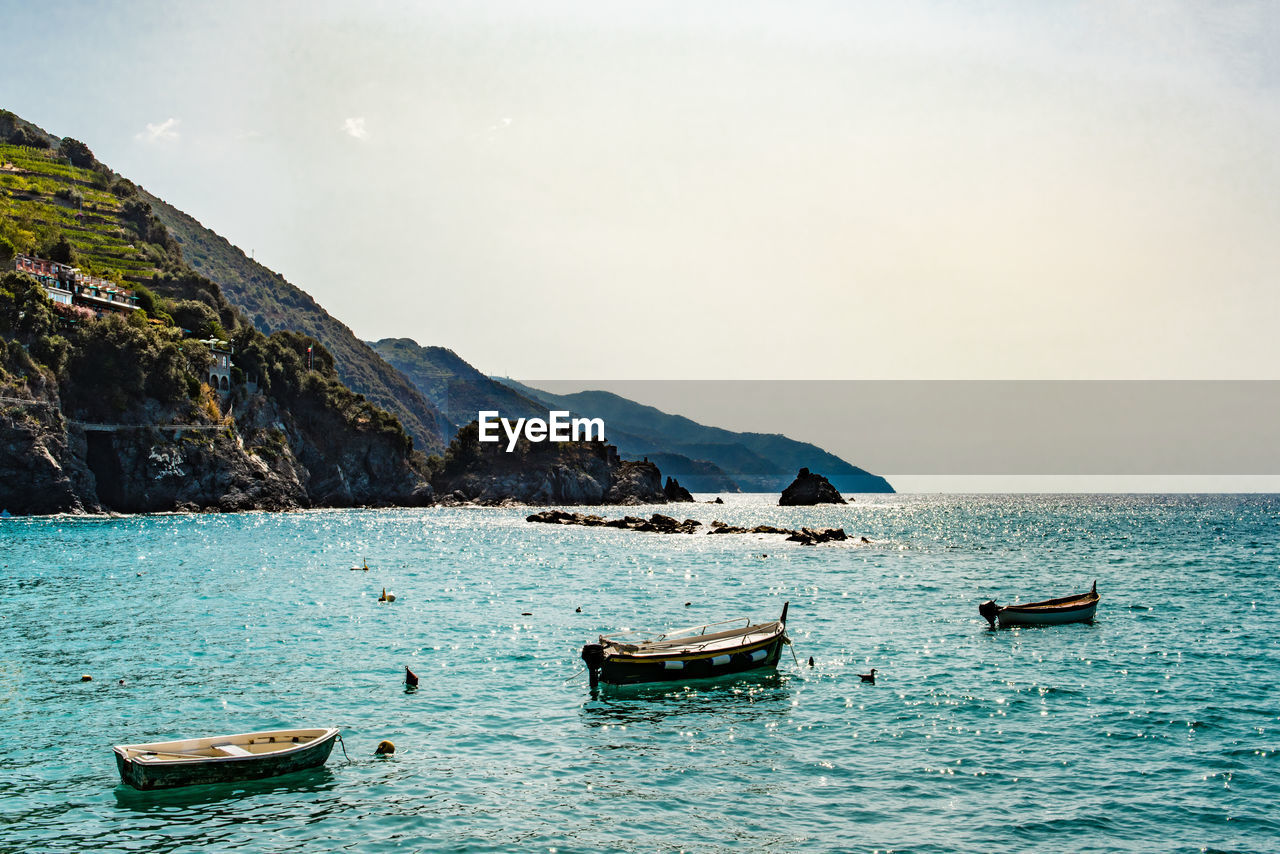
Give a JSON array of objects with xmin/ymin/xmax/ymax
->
[
  {"xmin": 0, "ymin": 375, "xmax": 432, "ymax": 516},
  {"xmin": 0, "ymin": 112, "xmax": 448, "ymax": 515},
  {"xmin": 432, "ymin": 421, "xmax": 665, "ymax": 505}
]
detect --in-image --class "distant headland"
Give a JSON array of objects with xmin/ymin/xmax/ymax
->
[{"xmin": 0, "ymin": 109, "xmax": 891, "ymax": 515}]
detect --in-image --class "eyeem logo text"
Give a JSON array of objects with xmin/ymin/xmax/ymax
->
[{"xmin": 477, "ymin": 411, "xmax": 606, "ymax": 452}]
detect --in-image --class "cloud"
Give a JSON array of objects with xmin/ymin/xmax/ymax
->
[
  {"xmin": 342, "ymin": 117, "xmax": 368, "ymax": 140},
  {"xmin": 136, "ymin": 117, "xmax": 180, "ymax": 143}
]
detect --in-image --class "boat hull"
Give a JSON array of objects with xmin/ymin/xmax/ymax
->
[
  {"xmin": 114, "ymin": 729, "xmax": 339, "ymax": 790},
  {"xmin": 997, "ymin": 599, "xmax": 1098, "ymax": 627},
  {"xmin": 598, "ymin": 635, "xmax": 786, "ymax": 685}
]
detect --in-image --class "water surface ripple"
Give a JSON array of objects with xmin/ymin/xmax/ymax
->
[{"xmin": 1, "ymin": 495, "xmax": 1277, "ymax": 852}]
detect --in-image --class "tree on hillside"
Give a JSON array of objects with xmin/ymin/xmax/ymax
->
[
  {"xmin": 41, "ymin": 235, "xmax": 75, "ymax": 265},
  {"xmin": 57, "ymin": 137, "xmax": 96, "ymax": 169}
]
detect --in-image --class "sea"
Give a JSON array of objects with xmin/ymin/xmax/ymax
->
[{"xmin": 1, "ymin": 494, "xmax": 1277, "ymax": 853}]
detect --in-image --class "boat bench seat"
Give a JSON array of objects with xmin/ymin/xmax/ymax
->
[{"xmin": 212, "ymin": 743, "xmax": 253, "ymax": 757}]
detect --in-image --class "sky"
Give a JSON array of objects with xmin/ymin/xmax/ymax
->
[{"xmin": 5, "ymin": 0, "xmax": 1278, "ymax": 385}]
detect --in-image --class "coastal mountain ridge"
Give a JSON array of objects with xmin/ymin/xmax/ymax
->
[
  {"xmin": 2, "ymin": 107, "xmax": 891, "ymax": 512},
  {"xmin": 368, "ymin": 337, "xmax": 547, "ymax": 430},
  {"xmin": 495, "ymin": 379, "xmax": 895, "ymax": 493},
  {"xmin": 367, "ymin": 338, "xmax": 747, "ymax": 492},
  {"xmin": 366, "ymin": 337, "xmax": 888, "ymax": 493}
]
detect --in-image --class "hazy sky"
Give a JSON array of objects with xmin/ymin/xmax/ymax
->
[{"xmin": 4, "ymin": 1, "xmax": 1279, "ymax": 381}]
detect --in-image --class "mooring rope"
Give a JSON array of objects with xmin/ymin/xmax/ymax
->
[{"xmin": 336, "ymin": 732, "xmax": 351, "ymax": 763}]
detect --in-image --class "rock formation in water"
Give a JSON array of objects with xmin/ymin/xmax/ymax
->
[
  {"xmin": 526, "ymin": 509, "xmax": 852, "ymax": 544},
  {"xmin": 432, "ymin": 421, "xmax": 665, "ymax": 505},
  {"xmin": 663, "ymin": 476, "xmax": 694, "ymax": 502},
  {"xmin": 778, "ymin": 467, "xmax": 848, "ymax": 506}
]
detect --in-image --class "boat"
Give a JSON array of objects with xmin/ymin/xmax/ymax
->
[
  {"xmin": 113, "ymin": 727, "xmax": 340, "ymax": 790},
  {"xmin": 979, "ymin": 581, "xmax": 1099, "ymax": 629},
  {"xmin": 580, "ymin": 602, "xmax": 790, "ymax": 686}
]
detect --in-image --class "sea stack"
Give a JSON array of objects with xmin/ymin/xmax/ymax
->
[
  {"xmin": 778, "ymin": 468, "xmax": 848, "ymax": 506},
  {"xmin": 663, "ymin": 477, "xmax": 694, "ymax": 502}
]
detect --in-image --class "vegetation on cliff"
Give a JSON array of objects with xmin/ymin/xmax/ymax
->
[
  {"xmin": 143, "ymin": 193, "xmax": 449, "ymax": 453},
  {"xmin": 0, "ymin": 113, "xmax": 428, "ymax": 513}
]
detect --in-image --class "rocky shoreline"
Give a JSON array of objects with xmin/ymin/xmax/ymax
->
[{"xmin": 526, "ymin": 509, "xmax": 865, "ymax": 545}]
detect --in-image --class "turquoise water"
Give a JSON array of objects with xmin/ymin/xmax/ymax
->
[{"xmin": 1, "ymin": 495, "xmax": 1278, "ymax": 853}]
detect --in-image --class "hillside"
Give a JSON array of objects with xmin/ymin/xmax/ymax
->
[
  {"xmin": 0, "ymin": 114, "xmax": 179, "ymax": 284},
  {"xmin": 0, "ymin": 111, "xmax": 433, "ymax": 513},
  {"xmin": 496, "ymin": 379, "xmax": 894, "ymax": 493},
  {"xmin": 144, "ymin": 194, "xmax": 449, "ymax": 453},
  {"xmin": 368, "ymin": 338, "xmax": 545, "ymax": 430},
  {"xmin": 371, "ymin": 337, "xmax": 745, "ymax": 492}
]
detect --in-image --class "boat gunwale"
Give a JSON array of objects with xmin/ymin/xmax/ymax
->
[
  {"xmin": 1001, "ymin": 592, "xmax": 1099, "ymax": 614},
  {"xmin": 601, "ymin": 621, "xmax": 784, "ymax": 658},
  {"xmin": 114, "ymin": 728, "xmax": 339, "ymax": 766},
  {"xmin": 603, "ymin": 632, "xmax": 783, "ymax": 663},
  {"xmin": 602, "ymin": 616, "xmax": 753, "ymax": 645}
]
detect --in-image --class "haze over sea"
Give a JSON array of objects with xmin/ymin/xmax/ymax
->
[{"xmin": 1, "ymin": 494, "xmax": 1277, "ymax": 853}]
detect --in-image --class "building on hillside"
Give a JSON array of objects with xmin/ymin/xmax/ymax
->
[
  {"xmin": 200, "ymin": 338, "xmax": 234, "ymax": 395},
  {"xmin": 10, "ymin": 253, "xmax": 139, "ymax": 316},
  {"xmin": 12, "ymin": 254, "xmax": 74, "ymax": 305}
]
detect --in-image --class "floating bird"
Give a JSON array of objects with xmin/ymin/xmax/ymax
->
[
  {"xmin": 684, "ymin": 602, "xmax": 691, "ymax": 607},
  {"xmin": 374, "ymin": 740, "xmax": 396, "ymax": 756},
  {"xmin": 404, "ymin": 667, "xmax": 418, "ymax": 688},
  {"xmin": 118, "ymin": 678, "xmax": 126, "ymax": 686},
  {"xmin": 859, "ymin": 668, "xmax": 878, "ymax": 684},
  {"xmin": 575, "ymin": 606, "xmax": 582, "ymax": 613},
  {"xmin": 80, "ymin": 674, "xmax": 92, "ymax": 682},
  {"xmin": 379, "ymin": 588, "xmax": 395, "ymax": 602}
]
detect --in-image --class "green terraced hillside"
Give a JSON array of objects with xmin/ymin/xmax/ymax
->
[{"xmin": 0, "ymin": 143, "xmax": 178, "ymax": 284}]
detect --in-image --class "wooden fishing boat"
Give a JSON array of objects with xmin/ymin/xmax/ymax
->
[
  {"xmin": 113, "ymin": 727, "xmax": 340, "ymax": 790},
  {"xmin": 580, "ymin": 603, "xmax": 790, "ymax": 686},
  {"xmin": 980, "ymin": 581, "xmax": 1099, "ymax": 629}
]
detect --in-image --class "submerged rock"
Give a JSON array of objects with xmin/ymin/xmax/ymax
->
[
  {"xmin": 785, "ymin": 527, "xmax": 849, "ymax": 545},
  {"xmin": 528, "ymin": 510, "xmax": 854, "ymax": 545}
]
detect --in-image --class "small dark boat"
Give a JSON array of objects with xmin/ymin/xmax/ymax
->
[
  {"xmin": 980, "ymin": 581, "xmax": 1099, "ymax": 629},
  {"xmin": 113, "ymin": 727, "xmax": 340, "ymax": 790},
  {"xmin": 581, "ymin": 603, "xmax": 790, "ymax": 687}
]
